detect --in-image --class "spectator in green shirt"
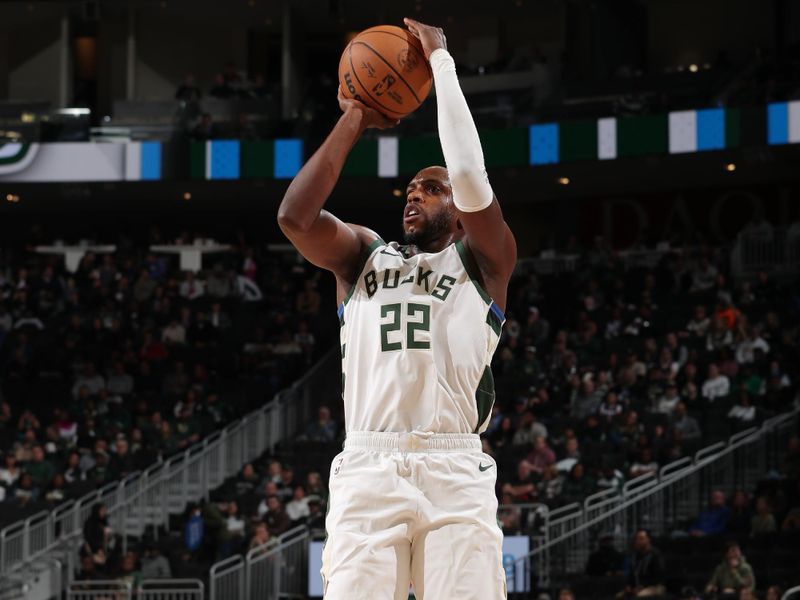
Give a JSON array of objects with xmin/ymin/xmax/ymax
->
[
  {"xmin": 705, "ymin": 541, "xmax": 755, "ymax": 595},
  {"xmin": 24, "ymin": 445, "xmax": 55, "ymax": 489}
]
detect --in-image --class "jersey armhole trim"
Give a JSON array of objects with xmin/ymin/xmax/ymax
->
[
  {"xmin": 341, "ymin": 237, "xmax": 385, "ymax": 309},
  {"xmin": 454, "ymin": 239, "xmax": 494, "ymax": 307}
]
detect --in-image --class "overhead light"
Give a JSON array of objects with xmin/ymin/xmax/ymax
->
[
  {"xmin": 392, "ymin": 188, "xmax": 403, "ymax": 198},
  {"xmin": 557, "ymin": 177, "xmax": 570, "ymax": 186},
  {"xmin": 6, "ymin": 194, "xmax": 20, "ymax": 203},
  {"xmin": 725, "ymin": 163, "xmax": 736, "ymax": 172},
  {"xmin": 689, "ymin": 64, "xmax": 699, "ymax": 73},
  {"xmin": 183, "ymin": 192, "xmax": 192, "ymax": 200}
]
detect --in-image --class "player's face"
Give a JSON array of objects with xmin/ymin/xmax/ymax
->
[{"xmin": 402, "ymin": 166, "xmax": 455, "ymax": 246}]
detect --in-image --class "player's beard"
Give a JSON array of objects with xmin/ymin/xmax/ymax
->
[{"xmin": 403, "ymin": 209, "xmax": 453, "ymax": 248}]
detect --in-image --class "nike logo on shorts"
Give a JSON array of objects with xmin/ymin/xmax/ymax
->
[{"xmin": 478, "ymin": 463, "xmax": 493, "ymax": 472}]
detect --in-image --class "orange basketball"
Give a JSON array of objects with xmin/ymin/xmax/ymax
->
[{"xmin": 338, "ymin": 25, "xmax": 433, "ymax": 120}]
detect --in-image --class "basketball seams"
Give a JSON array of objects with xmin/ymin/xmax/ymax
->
[
  {"xmin": 353, "ymin": 40, "xmax": 423, "ymax": 106},
  {"xmin": 348, "ymin": 45, "xmax": 404, "ymax": 119},
  {"xmin": 358, "ymin": 29, "xmax": 432, "ymax": 79}
]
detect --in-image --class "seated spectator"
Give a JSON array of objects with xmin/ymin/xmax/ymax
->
[
  {"xmin": 235, "ymin": 463, "xmax": 260, "ymax": 497},
  {"xmin": 705, "ymin": 541, "xmax": 755, "ymax": 596},
  {"xmin": 586, "ymin": 533, "xmax": 624, "ymax": 577},
  {"xmin": 570, "ymin": 377, "xmax": 603, "ymax": 419},
  {"xmin": 306, "ymin": 496, "xmax": 326, "ymax": 529},
  {"xmin": 749, "ymin": 496, "xmax": 776, "ymax": 537},
  {"xmin": 686, "ymin": 305, "xmax": 711, "ymax": 338},
  {"xmin": 599, "ymin": 391, "xmax": 623, "ymax": 422},
  {"xmin": 727, "ymin": 490, "xmax": 752, "ymax": 535},
  {"xmin": 728, "ymin": 391, "xmax": 756, "ymax": 426},
  {"xmin": 305, "ymin": 406, "xmax": 337, "ymax": 443},
  {"xmin": 560, "ymin": 463, "xmax": 594, "ymax": 505},
  {"xmin": 179, "ymin": 271, "xmax": 205, "ymax": 301},
  {"xmin": 24, "ymin": 444, "xmax": 55, "ymax": 489},
  {"xmin": 702, "ymin": 363, "xmax": 730, "ymax": 402},
  {"xmin": 209, "ymin": 73, "xmax": 234, "ymax": 98},
  {"xmin": 690, "ymin": 490, "xmax": 730, "ymax": 536},
  {"xmin": 286, "ymin": 486, "xmax": 311, "ymax": 522},
  {"xmin": 691, "ymin": 257, "xmax": 717, "ymax": 293},
  {"xmin": 117, "ymin": 551, "xmax": 142, "ymax": 590},
  {"xmin": 512, "ymin": 410, "xmax": 547, "ymax": 446},
  {"xmin": 556, "ymin": 436, "xmax": 581, "ymax": 474},
  {"xmin": 0, "ymin": 453, "xmax": 21, "ymax": 488},
  {"xmin": 191, "ymin": 113, "xmax": 218, "ymax": 140},
  {"xmin": 629, "ymin": 449, "xmax": 658, "ymax": 479},
  {"xmin": 671, "ymin": 402, "xmax": 702, "ymax": 442},
  {"xmin": 537, "ymin": 465, "xmax": 564, "ymax": 505},
  {"xmin": 503, "ymin": 461, "xmax": 538, "ymax": 503},
  {"xmin": 623, "ymin": 529, "xmax": 665, "ymax": 597},
  {"xmin": 248, "ymin": 521, "xmax": 274, "ymax": 554},
  {"xmin": 224, "ymin": 500, "xmax": 246, "ymax": 541},
  {"xmin": 175, "ymin": 73, "xmax": 202, "ymax": 103},
  {"xmin": 83, "ymin": 503, "xmax": 111, "ymax": 567},
  {"xmin": 263, "ymin": 495, "xmax": 291, "ymax": 536},
  {"xmin": 207, "ymin": 265, "xmax": 232, "ymax": 299},
  {"xmin": 140, "ymin": 544, "xmax": 172, "ymax": 579},
  {"xmin": 655, "ymin": 382, "xmax": 682, "ymax": 415},
  {"xmin": 735, "ymin": 325, "xmax": 770, "ymax": 365},
  {"xmin": 706, "ymin": 313, "xmax": 734, "ymax": 352},
  {"xmin": 597, "ymin": 467, "xmax": 625, "ymax": 495}
]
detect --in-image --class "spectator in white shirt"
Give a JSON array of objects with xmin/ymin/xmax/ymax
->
[
  {"xmin": 629, "ymin": 448, "xmax": 659, "ymax": 479},
  {"xmin": 735, "ymin": 326, "xmax": 770, "ymax": 364},
  {"xmin": 162, "ymin": 319, "xmax": 187, "ymax": 345},
  {"xmin": 702, "ymin": 363, "xmax": 730, "ymax": 402},
  {"xmin": 286, "ymin": 486, "xmax": 311, "ymax": 522},
  {"xmin": 71, "ymin": 362, "xmax": 106, "ymax": 399},
  {"xmin": 728, "ymin": 392, "xmax": 756, "ymax": 425},
  {"xmin": 691, "ymin": 257, "xmax": 718, "ymax": 292},
  {"xmin": 686, "ymin": 305, "xmax": 711, "ymax": 338},
  {"xmin": 225, "ymin": 501, "xmax": 246, "ymax": 539},
  {"xmin": 656, "ymin": 383, "xmax": 682, "ymax": 414},
  {"xmin": 179, "ymin": 271, "xmax": 205, "ymax": 301},
  {"xmin": 106, "ymin": 362, "xmax": 135, "ymax": 396}
]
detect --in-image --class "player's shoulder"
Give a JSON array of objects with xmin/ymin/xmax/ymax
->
[{"xmin": 346, "ymin": 224, "xmax": 385, "ymax": 251}]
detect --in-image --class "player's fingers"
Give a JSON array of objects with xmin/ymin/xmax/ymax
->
[{"xmin": 403, "ymin": 18, "xmax": 420, "ymax": 36}]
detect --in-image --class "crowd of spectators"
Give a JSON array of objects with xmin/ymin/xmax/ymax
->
[
  {"xmin": 575, "ymin": 457, "xmax": 800, "ymax": 599},
  {"xmin": 0, "ymin": 228, "xmax": 330, "ymax": 523},
  {"xmin": 486, "ymin": 241, "xmax": 799, "ymax": 521}
]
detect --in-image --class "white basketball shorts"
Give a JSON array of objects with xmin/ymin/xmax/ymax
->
[{"xmin": 320, "ymin": 431, "xmax": 506, "ymax": 600}]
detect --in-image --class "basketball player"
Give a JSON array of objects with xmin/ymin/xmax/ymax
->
[{"xmin": 278, "ymin": 18, "xmax": 516, "ymax": 600}]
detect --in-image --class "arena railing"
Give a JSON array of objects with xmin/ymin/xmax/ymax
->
[
  {"xmin": 731, "ymin": 227, "xmax": 800, "ymax": 281},
  {"xmin": 66, "ymin": 579, "xmax": 203, "ymax": 600},
  {"xmin": 0, "ymin": 348, "xmax": 338, "ymax": 591},
  {"xmin": 208, "ymin": 525, "xmax": 310, "ymax": 600},
  {"xmin": 509, "ymin": 407, "xmax": 799, "ymax": 592}
]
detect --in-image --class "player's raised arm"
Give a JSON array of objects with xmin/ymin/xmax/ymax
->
[
  {"xmin": 277, "ymin": 90, "xmax": 397, "ymax": 283},
  {"xmin": 404, "ymin": 18, "xmax": 516, "ymax": 283}
]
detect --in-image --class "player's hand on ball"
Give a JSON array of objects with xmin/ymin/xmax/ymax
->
[
  {"xmin": 403, "ymin": 18, "xmax": 447, "ymax": 60},
  {"xmin": 337, "ymin": 86, "xmax": 399, "ymax": 130}
]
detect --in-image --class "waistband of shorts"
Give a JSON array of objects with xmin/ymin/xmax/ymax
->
[{"xmin": 343, "ymin": 431, "xmax": 482, "ymax": 452}]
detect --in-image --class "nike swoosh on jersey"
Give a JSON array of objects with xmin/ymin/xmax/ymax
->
[{"xmin": 478, "ymin": 463, "xmax": 493, "ymax": 472}]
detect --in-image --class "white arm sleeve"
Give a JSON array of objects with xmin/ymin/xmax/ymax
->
[{"xmin": 430, "ymin": 48, "xmax": 494, "ymax": 213}]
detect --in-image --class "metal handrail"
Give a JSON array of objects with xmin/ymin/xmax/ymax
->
[{"xmin": 513, "ymin": 406, "xmax": 799, "ymax": 587}]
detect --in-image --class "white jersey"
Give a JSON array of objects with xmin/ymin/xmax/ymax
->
[{"xmin": 338, "ymin": 238, "xmax": 505, "ymax": 434}]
